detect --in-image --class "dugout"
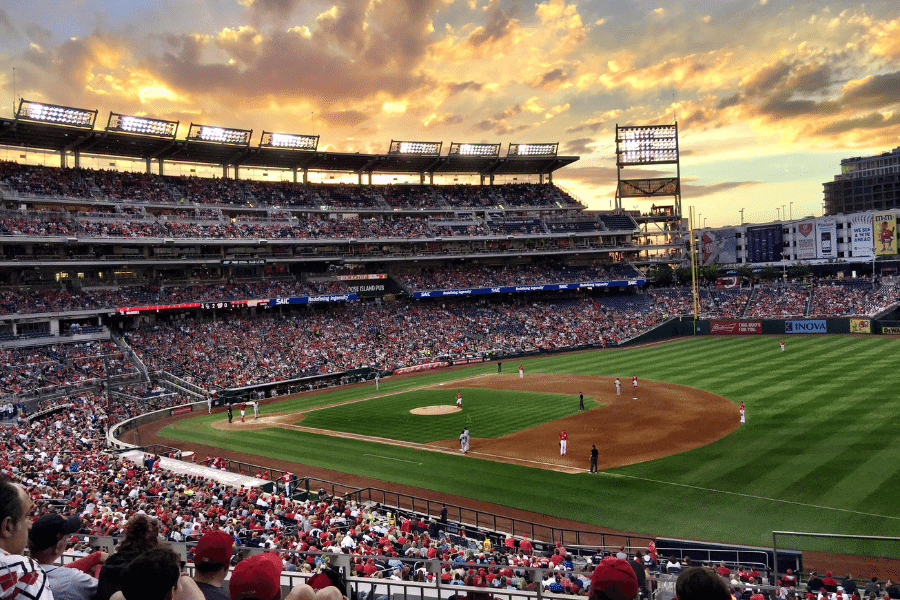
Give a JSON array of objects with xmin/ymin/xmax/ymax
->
[{"xmin": 657, "ymin": 537, "xmax": 802, "ymax": 582}]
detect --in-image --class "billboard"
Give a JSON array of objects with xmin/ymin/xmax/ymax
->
[
  {"xmin": 745, "ymin": 225, "xmax": 783, "ymax": 263},
  {"xmin": 710, "ymin": 321, "xmax": 762, "ymax": 335},
  {"xmin": 816, "ymin": 217, "xmax": 837, "ymax": 259},
  {"xmin": 874, "ymin": 212, "xmax": 897, "ymax": 256},
  {"xmin": 785, "ymin": 320, "xmax": 827, "ymax": 334},
  {"xmin": 701, "ymin": 228, "xmax": 737, "ymax": 265},
  {"xmin": 850, "ymin": 319, "xmax": 871, "ymax": 334},
  {"xmin": 849, "ymin": 213, "xmax": 874, "ymax": 258},
  {"xmin": 796, "ymin": 220, "xmax": 816, "ymax": 260}
]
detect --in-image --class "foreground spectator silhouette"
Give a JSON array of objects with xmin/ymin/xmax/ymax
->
[{"xmin": 0, "ymin": 474, "xmax": 53, "ymax": 600}]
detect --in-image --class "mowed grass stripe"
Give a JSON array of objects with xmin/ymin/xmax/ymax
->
[{"xmin": 162, "ymin": 335, "xmax": 900, "ymax": 550}]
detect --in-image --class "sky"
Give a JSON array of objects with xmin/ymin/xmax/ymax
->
[{"xmin": 0, "ymin": 0, "xmax": 899, "ymax": 228}]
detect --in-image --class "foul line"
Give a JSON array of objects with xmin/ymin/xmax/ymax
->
[
  {"xmin": 598, "ymin": 472, "xmax": 900, "ymax": 520},
  {"xmin": 364, "ymin": 454, "xmax": 422, "ymax": 465}
]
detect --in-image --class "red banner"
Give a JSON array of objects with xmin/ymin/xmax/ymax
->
[
  {"xmin": 710, "ymin": 321, "xmax": 762, "ymax": 334},
  {"xmin": 171, "ymin": 406, "xmax": 192, "ymax": 416},
  {"xmin": 394, "ymin": 361, "xmax": 448, "ymax": 374}
]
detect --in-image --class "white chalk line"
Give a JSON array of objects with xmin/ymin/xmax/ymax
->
[
  {"xmin": 596, "ymin": 471, "xmax": 900, "ymax": 520},
  {"xmin": 364, "ymin": 454, "xmax": 422, "ymax": 465}
]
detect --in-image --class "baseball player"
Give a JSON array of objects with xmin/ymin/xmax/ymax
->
[
  {"xmin": 739, "ymin": 400, "xmax": 745, "ymax": 424},
  {"xmin": 614, "ymin": 378, "xmax": 621, "ymax": 395},
  {"xmin": 519, "ymin": 364, "xmax": 524, "ymax": 378},
  {"xmin": 559, "ymin": 429, "xmax": 568, "ymax": 455},
  {"xmin": 375, "ymin": 372, "xmax": 380, "ymax": 390},
  {"xmin": 253, "ymin": 399, "xmax": 259, "ymax": 419},
  {"xmin": 456, "ymin": 391, "xmax": 462, "ymax": 410},
  {"xmin": 780, "ymin": 339, "xmax": 785, "ymax": 352},
  {"xmin": 240, "ymin": 402, "xmax": 246, "ymax": 422},
  {"xmin": 579, "ymin": 392, "xmax": 584, "ymax": 411},
  {"xmin": 206, "ymin": 395, "xmax": 212, "ymax": 414},
  {"xmin": 632, "ymin": 375, "xmax": 638, "ymax": 389}
]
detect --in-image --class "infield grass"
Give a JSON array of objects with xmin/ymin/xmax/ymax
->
[{"xmin": 161, "ymin": 335, "xmax": 900, "ymax": 555}]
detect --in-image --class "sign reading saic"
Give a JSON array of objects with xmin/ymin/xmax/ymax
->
[
  {"xmin": 785, "ymin": 320, "xmax": 826, "ymax": 334},
  {"xmin": 710, "ymin": 321, "xmax": 762, "ymax": 334}
]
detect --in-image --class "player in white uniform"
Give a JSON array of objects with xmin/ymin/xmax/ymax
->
[{"xmin": 614, "ymin": 378, "xmax": 621, "ymax": 395}]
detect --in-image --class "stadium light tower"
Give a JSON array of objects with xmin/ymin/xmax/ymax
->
[
  {"xmin": 507, "ymin": 143, "xmax": 558, "ymax": 157},
  {"xmin": 107, "ymin": 112, "xmax": 178, "ymax": 138},
  {"xmin": 448, "ymin": 142, "xmax": 500, "ymax": 157},
  {"xmin": 614, "ymin": 123, "xmax": 681, "ymax": 215},
  {"xmin": 388, "ymin": 140, "xmax": 441, "ymax": 155},
  {"xmin": 260, "ymin": 131, "xmax": 319, "ymax": 151},
  {"xmin": 187, "ymin": 123, "xmax": 252, "ymax": 146},
  {"xmin": 16, "ymin": 99, "xmax": 97, "ymax": 128}
]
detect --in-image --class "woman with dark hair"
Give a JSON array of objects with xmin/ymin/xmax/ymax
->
[{"xmin": 95, "ymin": 514, "xmax": 163, "ymax": 600}]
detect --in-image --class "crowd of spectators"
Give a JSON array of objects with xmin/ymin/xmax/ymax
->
[
  {"xmin": 745, "ymin": 285, "xmax": 812, "ymax": 318},
  {"xmin": 0, "ymin": 342, "xmax": 137, "ymax": 399},
  {"xmin": 0, "ymin": 161, "xmax": 579, "ymax": 211},
  {"xmin": 0, "ymin": 280, "xmax": 349, "ymax": 316}
]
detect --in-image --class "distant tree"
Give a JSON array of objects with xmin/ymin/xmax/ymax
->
[
  {"xmin": 787, "ymin": 262, "xmax": 811, "ymax": 279},
  {"xmin": 760, "ymin": 265, "xmax": 780, "ymax": 281},
  {"xmin": 736, "ymin": 265, "xmax": 753, "ymax": 281},
  {"xmin": 647, "ymin": 264, "xmax": 674, "ymax": 286},
  {"xmin": 675, "ymin": 266, "xmax": 693, "ymax": 285},
  {"xmin": 700, "ymin": 265, "xmax": 720, "ymax": 283}
]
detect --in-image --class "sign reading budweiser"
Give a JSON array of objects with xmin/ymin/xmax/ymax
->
[{"xmin": 711, "ymin": 321, "xmax": 762, "ymax": 334}]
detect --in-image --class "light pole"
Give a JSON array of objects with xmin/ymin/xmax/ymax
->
[
  {"xmin": 703, "ymin": 217, "xmax": 707, "ymax": 228},
  {"xmin": 781, "ymin": 252, "xmax": 787, "ymax": 283},
  {"xmin": 739, "ymin": 208, "xmax": 744, "ymax": 225},
  {"xmin": 776, "ymin": 207, "xmax": 780, "ymax": 221}
]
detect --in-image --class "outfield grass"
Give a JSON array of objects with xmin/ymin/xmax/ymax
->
[{"xmin": 161, "ymin": 335, "xmax": 900, "ymax": 555}]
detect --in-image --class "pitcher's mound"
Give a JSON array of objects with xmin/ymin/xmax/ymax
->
[{"xmin": 411, "ymin": 405, "xmax": 459, "ymax": 415}]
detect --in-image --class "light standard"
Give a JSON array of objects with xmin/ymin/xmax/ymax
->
[
  {"xmin": 776, "ymin": 207, "xmax": 780, "ymax": 221},
  {"xmin": 739, "ymin": 208, "xmax": 744, "ymax": 225}
]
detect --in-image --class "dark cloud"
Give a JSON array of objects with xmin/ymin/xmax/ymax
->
[
  {"xmin": 320, "ymin": 109, "xmax": 370, "ymax": 128},
  {"xmin": 153, "ymin": 27, "xmax": 428, "ymax": 109},
  {"xmin": 562, "ymin": 138, "xmax": 595, "ymax": 155},
  {"xmin": 815, "ymin": 111, "xmax": 900, "ymax": 136},
  {"xmin": 759, "ymin": 93, "xmax": 839, "ymax": 118},
  {"xmin": 246, "ymin": 0, "xmax": 303, "ymax": 22},
  {"xmin": 841, "ymin": 72, "xmax": 900, "ymax": 111},
  {"xmin": 473, "ymin": 119, "xmax": 495, "ymax": 132},
  {"xmin": 466, "ymin": 5, "xmax": 519, "ymax": 47},
  {"xmin": 717, "ymin": 93, "xmax": 742, "ymax": 110},
  {"xmin": 790, "ymin": 63, "xmax": 831, "ymax": 93},
  {"xmin": 530, "ymin": 67, "xmax": 569, "ymax": 90},
  {"xmin": 681, "ymin": 180, "xmax": 762, "ymax": 198},
  {"xmin": 444, "ymin": 81, "xmax": 484, "ymax": 96},
  {"xmin": 566, "ymin": 120, "xmax": 605, "ymax": 134},
  {"xmin": 0, "ymin": 8, "xmax": 19, "ymax": 39},
  {"xmin": 741, "ymin": 60, "xmax": 793, "ymax": 98}
]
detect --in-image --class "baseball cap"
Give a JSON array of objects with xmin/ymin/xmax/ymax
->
[
  {"xmin": 229, "ymin": 553, "xmax": 283, "ymax": 600},
  {"xmin": 28, "ymin": 514, "xmax": 82, "ymax": 552},
  {"xmin": 590, "ymin": 557, "xmax": 639, "ymax": 600},
  {"xmin": 195, "ymin": 530, "xmax": 234, "ymax": 565}
]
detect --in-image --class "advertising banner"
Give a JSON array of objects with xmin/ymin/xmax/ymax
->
[
  {"xmin": 796, "ymin": 220, "xmax": 816, "ymax": 260},
  {"xmin": 816, "ymin": 217, "xmax": 837, "ymax": 260},
  {"xmin": 883, "ymin": 326, "xmax": 900, "ymax": 334},
  {"xmin": 874, "ymin": 212, "xmax": 897, "ymax": 255},
  {"xmin": 710, "ymin": 321, "xmax": 762, "ymax": 335},
  {"xmin": 745, "ymin": 225, "xmax": 783, "ymax": 263},
  {"xmin": 412, "ymin": 279, "xmax": 644, "ymax": 298},
  {"xmin": 850, "ymin": 319, "xmax": 871, "ymax": 334},
  {"xmin": 701, "ymin": 229, "xmax": 737, "ymax": 265},
  {"xmin": 785, "ymin": 320, "xmax": 827, "ymax": 334},
  {"xmin": 849, "ymin": 214, "xmax": 874, "ymax": 258}
]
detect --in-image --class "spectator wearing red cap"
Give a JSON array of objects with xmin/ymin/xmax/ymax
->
[
  {"xmin": 192, "ymin": 531, "xmax": 234, "ymax": 600},
  {"xmin": 675, "ymin": 567, "xmax": 731, "ymax": 600},
  {"xmin": 823, "ymin": 572, "xmax": 840, "ymax": 593},
  {"xmin": 590, "ymin": 557, "xmax": 639, "ymax": 600}
]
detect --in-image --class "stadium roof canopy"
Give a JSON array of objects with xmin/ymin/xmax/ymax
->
[{"xmin": 0, "ymin": 117, "xmax": 578, "ymax": 177}]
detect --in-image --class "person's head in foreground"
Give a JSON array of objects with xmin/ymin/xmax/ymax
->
[
  {"xmin": 675, "ymin": 567, "xmax": 732, "ymax": 600},
  {"xmin": 590, "ymin": 557, "xmax": 639, "ymax": 600}
]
